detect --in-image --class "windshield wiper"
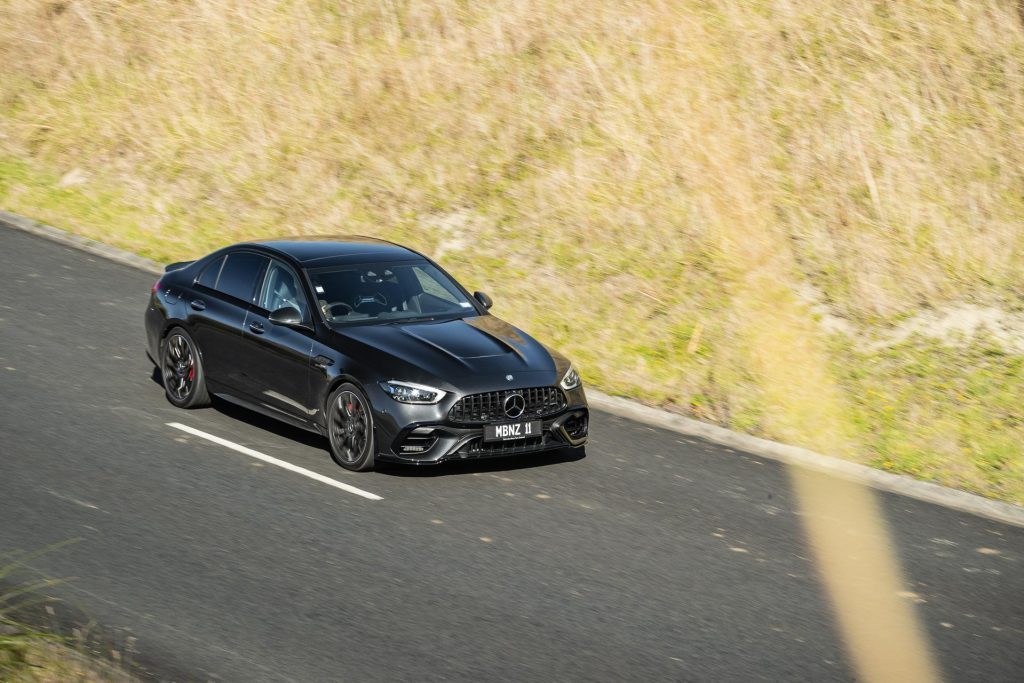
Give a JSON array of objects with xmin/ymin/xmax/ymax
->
[{"xmin": 381, "ymin": 316, "xmax": 437, "ymax": 325}]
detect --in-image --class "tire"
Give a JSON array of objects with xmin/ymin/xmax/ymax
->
[
  {"xmin": 326, "ymin": 382, "xmax": 376, "ymax": 471},
  {"xmin": 161, "ymin": 327, "xmax": 211, "ymax": 408}
]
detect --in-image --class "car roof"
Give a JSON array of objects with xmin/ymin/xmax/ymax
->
[{"xmin": 237, "ymin": 236, "xmax": 424, "ymax": 266}]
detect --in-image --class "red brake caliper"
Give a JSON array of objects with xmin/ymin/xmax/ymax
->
[{"xmin": 188, "ymin": 364, "xmax": 195, "ymax": 381}]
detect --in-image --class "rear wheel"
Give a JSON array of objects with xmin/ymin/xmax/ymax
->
[
  {"xmin": 161, "ymin": 327, "xmax": 210, "ymax": 408},
  {"xmin": 327, "ymin": 383, "xmax": 375, "ymax": 471}
]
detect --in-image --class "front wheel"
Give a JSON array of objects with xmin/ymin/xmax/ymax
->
[
  {"xmin": 161, "ymin": 327, "xmax": 211, "ymax": 408},
  {"xmin": 327, "ymin": 383, "xmax": 376, "ymax": 471}
]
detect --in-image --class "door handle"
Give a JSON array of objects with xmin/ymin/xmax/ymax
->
[
  {"xmin": 249, "ymin": 321, "xmax": 265, "ymax": 334},
  {"xmin": 313, "ymin": 355, "xmax": 334, "ymax": 368},
  {"xmin": 190, "ymin": 299, "xmax": 206, "ymax": 311}
]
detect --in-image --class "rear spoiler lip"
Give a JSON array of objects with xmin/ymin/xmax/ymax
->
[{"xmin": 163, "ymin": 260, "xmax": 194, "ymax": 273}]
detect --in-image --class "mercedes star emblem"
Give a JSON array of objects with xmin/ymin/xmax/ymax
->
[{"xmin": 503, "ymin": 393, "xmax": 526, "ymax": 419}]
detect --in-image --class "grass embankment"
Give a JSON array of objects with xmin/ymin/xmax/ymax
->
[{"xmin": 1, "ymin": 0, "xmax": 1022, "ymax": 501}]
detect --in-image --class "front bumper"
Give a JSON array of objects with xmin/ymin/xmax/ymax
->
[{"xmin": 376, "ymin": 406, "xmax": 589, "ymax": 465}]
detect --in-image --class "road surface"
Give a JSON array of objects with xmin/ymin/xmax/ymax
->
[{"xmin": 1, "ymin": 225, "xmax": 1021, "ymax": 681}]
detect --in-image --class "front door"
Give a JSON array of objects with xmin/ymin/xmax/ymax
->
[{"xmin": 239, "ymin": 259, "xmax": 316, "ymax": 420}]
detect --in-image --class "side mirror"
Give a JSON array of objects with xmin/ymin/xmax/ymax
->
[
  {"xmin": 268, "ymin": 306, "xmax": 309, "ymax": 329},
  {"xmin": 474, "ymin": 291, "xmax": 493, "ymax": 310}
]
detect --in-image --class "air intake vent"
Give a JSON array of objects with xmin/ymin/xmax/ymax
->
[
  {"xmin": 399, "ymin": 429, "xmax": 438, "ymax": 454},
  {"xmin": 563, "ymin": 412, "xmax": 588, "ymax": 440}
]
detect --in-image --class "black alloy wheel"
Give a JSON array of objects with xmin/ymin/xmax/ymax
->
[
  {"xmin": 161, "ymin": 328, "xmax": 210, "ymax": 408},
  {"xmin": 327, "ymin": 383, "xmax": 375, "ymax": 471}
]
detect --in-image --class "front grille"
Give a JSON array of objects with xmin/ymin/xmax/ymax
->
[{"xmin": 449, "ymin": 386, "xmax": 567, "ymax": 425}]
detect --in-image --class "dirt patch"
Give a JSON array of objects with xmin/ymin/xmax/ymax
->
[
  {"xmin": 422, "ymin": 210, "xmax": 477, "ymax": 260},
  {"xmin": 871, "ymin": 304, "xmax": 1024, "ymax": 353},
  {"xmin": 798, "ymin": 280, "xmax": 1024, "ymax": 353}
]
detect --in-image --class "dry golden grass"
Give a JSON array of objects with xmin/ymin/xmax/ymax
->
[
  {"xmin": 1, "ymin": 0, "xmax": 1022, "ymax": 499},
  {"xmin": 3, "ymin": 641, "xmax": 132, "ymax": 682}
]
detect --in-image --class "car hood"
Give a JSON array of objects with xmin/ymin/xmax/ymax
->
[{"xmin": 330, "ymin": 315, "xmax": 567, "ymax": 391}]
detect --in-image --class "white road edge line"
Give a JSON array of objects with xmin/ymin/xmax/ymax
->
[{"xmin": 166, "ymin": 422, "xmax": 383, "ymax": 501}]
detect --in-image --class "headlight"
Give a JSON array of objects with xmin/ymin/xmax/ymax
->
[
  {"xmin": 559, "ymin": 365, "xmax": 581, "ymax": 391},
  {"xmin": 379, "ymin": 380, "xmax": 447, "ymax": 404}
]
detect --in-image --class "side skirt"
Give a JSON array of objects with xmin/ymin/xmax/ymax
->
[{"xmin": 211, "ymin": 391, "xmax": 324, "ymax": 436}]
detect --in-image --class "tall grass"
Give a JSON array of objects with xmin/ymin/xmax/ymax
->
[
  {"xmin": 1, "ymin": 0, "xmax": 1022, "ymax": 499},
  {"xmin": 0, "ymin": 552, "xmax": 61, "ymax": 678}
]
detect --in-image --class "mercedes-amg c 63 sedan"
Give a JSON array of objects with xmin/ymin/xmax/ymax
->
[{"xmin": 144, "ymin": 237, "xmax": 589, "ymax": 470}]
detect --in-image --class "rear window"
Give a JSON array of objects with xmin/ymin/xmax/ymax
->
[{"xmin": 215, "ymin": 252, "xmax": 268, "ymax": 303}]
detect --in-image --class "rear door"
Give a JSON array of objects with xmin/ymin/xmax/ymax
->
[
  {"xmin": 237, "ymin": 259, "xmax": 317, "ymax": 419},
  {"xmin": 189, "ymin": 250, "xmax": 269, "ymax": 392}
]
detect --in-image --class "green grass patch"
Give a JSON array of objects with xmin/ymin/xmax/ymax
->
[{"xmin": 840, "ymin": 337, "xmax": 1024, "ymax": 504}]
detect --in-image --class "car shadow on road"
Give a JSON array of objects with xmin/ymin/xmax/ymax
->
[
  {"xmin": 222, "ymin": 399, "xmax": 587, "ymax": 476},
  {"xmin": 152, "ymin": 367, "xmax": 586, "ymax": 476},
  {"xmin": 152, "ymin": 366, "xmax": 327, "ymax": 450},
  {"xmin": 375, "ymin": 447, "xmax": 587, "ymax": 478},
  {"xmin": 223, "ymin": 392, "xmax": 588, "ymax": 476},
  {"xmin": 208, "ymin": 396, "xmax": 331, "ymax": 450}
]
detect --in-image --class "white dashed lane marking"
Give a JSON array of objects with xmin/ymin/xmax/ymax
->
[{"xmin": 167, "ymin": 422, "xmax": 383, "ymax": 501}]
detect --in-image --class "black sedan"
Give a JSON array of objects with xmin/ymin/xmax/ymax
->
[{"xmin": 144, "ymin": 237, "xmax": 589, "ymax": 470}]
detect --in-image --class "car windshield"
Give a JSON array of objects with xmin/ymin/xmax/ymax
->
[{"xmin": 306, "ymin": 260, "xmax": 477, "ymax": 326}]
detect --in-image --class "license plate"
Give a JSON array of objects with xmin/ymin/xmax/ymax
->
[{"xmin": 483, "ymin": 420, "xmax": 542, "ymax": 442}]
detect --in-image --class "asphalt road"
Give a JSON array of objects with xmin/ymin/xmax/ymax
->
[{"xmin": 1, "ymin": 225, "xmax": 1021, "ymax": 682}]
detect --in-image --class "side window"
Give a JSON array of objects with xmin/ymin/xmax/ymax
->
[
  {"xmin": 260, "ymin": 261, "xmax": 309, "ymax": 320},
  {"xmin": 196, "ymin": 255, "xmax": 224, "ymax": 289},
  {"xmin": 216, "ymin": 252, "xmax": 269, "ymax": 303}
]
